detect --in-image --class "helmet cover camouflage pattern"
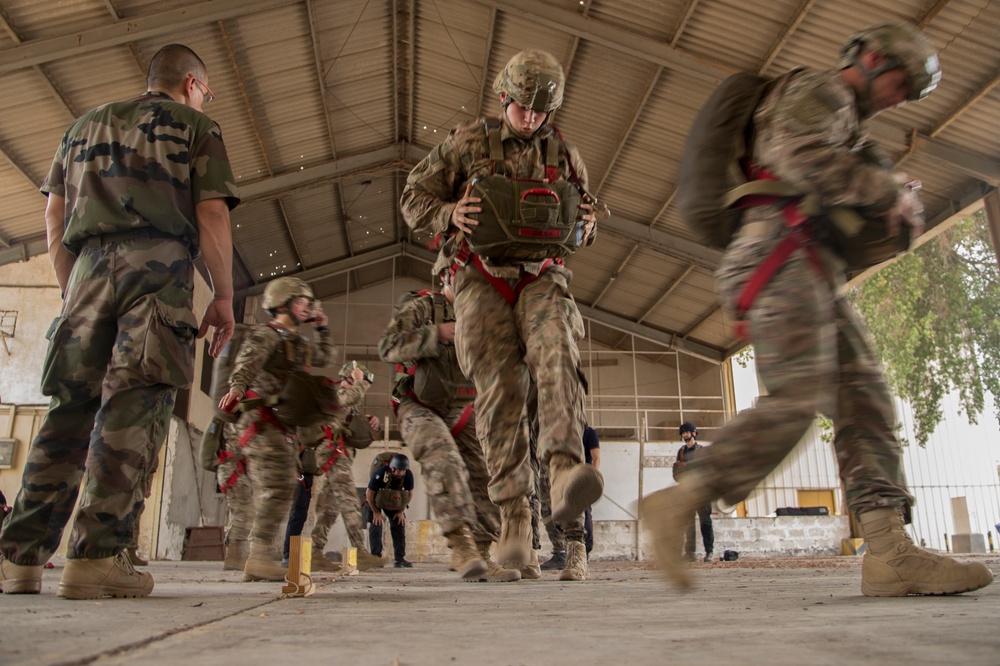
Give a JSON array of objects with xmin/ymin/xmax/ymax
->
[
  {"xmin": 339, "ymin": 360, "xmax": 371, "ymax": 379},
  {"xmin": 262, "ymin": 276, "xmax": 314, "ymax": 311},
  {"xmin": 492, "ymin": 49, "xmax": 565, "ymax": 112},
  {"xmin": 839, "ymin": 22, "xmax": 941, "ymax": 101}
]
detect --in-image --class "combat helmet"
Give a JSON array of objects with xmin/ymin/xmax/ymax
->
[
  {"xmin": 262, "ymin": 276, "xmax": 313, "ymax": 313},
  {"xmin": 339, "ymin": 360, "xmax": 375, "ymax": 384},
  {"xmin": 679, "ymin": 421, "xmax": 698, "ymax": 437},
  {"xmin": 839, "ymin": 22, "xmax": 941, "ymax": 102},
  {"xmin": 493, "ymin": 49, "xmax": 565, "ymax": 113},
  {"xmin": 389, "ymin": 453, "xmax": 410, "ymax": 471}
]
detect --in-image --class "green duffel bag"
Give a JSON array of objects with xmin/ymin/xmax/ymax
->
[{"xmin": 466, "ymin": 174, "xmax": 584, "ymax": 260}]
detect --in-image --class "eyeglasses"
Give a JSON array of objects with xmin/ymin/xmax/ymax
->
[{"xmin": 190, "ymin": 76, "xmax": 215, "ymax": 103}]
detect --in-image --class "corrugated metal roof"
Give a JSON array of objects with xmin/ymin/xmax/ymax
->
[{"xmin": 1, "ymin": 0, "xmax": 998, "ymax": 363}]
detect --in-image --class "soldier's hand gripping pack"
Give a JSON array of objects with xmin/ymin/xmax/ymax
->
[
  {"xmin": 465, "ymin": 119, "xmax": 586, "ymax": 260},
  {"xmin": 676, "ymin": 71, "xmax": 912, "ymax": 272}
]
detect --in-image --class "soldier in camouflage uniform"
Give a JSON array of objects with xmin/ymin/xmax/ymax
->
[
  {"xmin": 0, "ymin": 45, "xmax": 238, "ymax": 599},
  {"xmin": 400, "ymin": 49, "xmax": 604, "ymax": 582},
  {"xmin": 217, "ymin": 277, "xmax": 335, "ymax": 582},
  {"xmin": 217, "ymin": 421, "xmax": 253, "ymax": 571},
  {"xmin": 378, "ymin": 273, "xmax": 518, "ymax": 582},
  {"xmin": 306, "ymin": 362, "xmax": 386, "ymax": 571},
  {"xmin": 642, "ymin": 24, "xmax": 993, "ymax": 596}
]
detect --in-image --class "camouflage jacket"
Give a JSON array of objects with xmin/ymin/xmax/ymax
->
[
  {"xmin": 752, "ymin": 68, "xmax": 900, "ymax": 222},
  {"xmin": 400, "ymin": 115, "xmax": 594, "ymax": 278},
  {"xmin": 228, "ymin": 323, "xmax": 334, "ymax": 400},
  {"xmin": 377, "ymin": 290, "xmax": 459, "ymax": 401},
  {"xmin": 299, "ymin": 379, "xmax": 370, "ymax": 465},
  {"xmin": 41, "ymin": 91, "xmax": 240, "ymax": 255},
  {"xmin": 718, "ymin": 68, "xmax": 908, "ymax": 288}
]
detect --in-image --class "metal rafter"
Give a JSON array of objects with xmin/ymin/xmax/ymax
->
[
  {"xmin": 928, "ymin": 69, "xmax": 1000, "ymax": 141},
  {"xmin": 594, "ymin": 66, "xmax": 662, "ymax": 194},
  {"xmin": 682, "ymin": 304, "xmax": 720, "ymax": 338},
  {"xmin": 669, "ymin": 0, "xmax": 700, "ymax": 47},
  {"xmin": 0, "ymin": 0, "xmax": 302, "ymax": 75},
  {"xmin": 218, "ymin": 20, "xmax": 304, "ymax": 274},
  {"xmin": 757, "ymin": 0, "xmax": 817, "ymax": 75},
  {"xmin": 406, "ymin": 0, "xmax": 416, "ymax": 143},
  {"xmin": 101, "ymin": 0, "xmax": 146, "ymax": 77},
  {"xmin": 473, "ymin": 7, "xmax": 498, "ymax": 119},
  {"xmin": 611, "ymin": 262, "xmax": 694, "ymax": 348},
  {"xmin": 591, "ymin": 244, "xmax": 638, "ymax": 308}
]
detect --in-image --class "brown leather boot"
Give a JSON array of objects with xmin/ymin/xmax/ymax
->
[
  {"xmin": 445, "ymin": 526, "xmax": 488, "ymax": 580},
  {"xmin": 58, "ymin": 552, "xmax": 153, "ymax": 600},
  {"xmin": 496, "ymin": 497, "xmax": 533, "ymax": 567},
  {"xmin": 126, "ymin": 547, "xmax": 149, "ymax": 567},
  {"xmin": 639, "ymin": 481, "xmax": 712, "ymax": 590},
  {"xmin": 243, "ymin": 542, "xmax": 287, "ymax": 582},
  {"xmin": 223, "ymin": 539, "xmax": 248, "ymax": 571},
  {"xmin": 0, "ymin": 555, "xmax": 43, "ymax": 594},
  {"xmin": 472, "ymin": 542, "xmax": 520, "ymax": 583},
  {"xmin": 549, "ymin": 453, "xmax": 604, "ymax": 524},
  {"xmin": 859, "ymin": 508, "xmax": 994, "ymax": 596},
  {"xmin": 559, "ymin": 541, "xmax": 588, "ymax": 581},
  {"xmin": 311, "ymin": 546, "xmax": 341, "ymax": 572},
  {"xmin": 356, "ymin": 548, "xmax": 388, "ymax": 570}
]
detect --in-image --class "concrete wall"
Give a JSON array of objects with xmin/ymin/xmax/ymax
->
[{"xmin": 0, "ymin": 254, "xmax": 61, "ymax": 406}]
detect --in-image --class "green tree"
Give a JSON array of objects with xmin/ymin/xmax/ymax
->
[{"xmin": 846, "ymin": 209, "xmax": 1000, "ymax": 446}]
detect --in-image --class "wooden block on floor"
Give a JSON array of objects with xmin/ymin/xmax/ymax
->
[
  {"xmin": 842, "ymin": 537, "xmax": 866, "ymax": 556},
  {"xmin": 183, "ymin": 526, "xmax": 226, "ymax": 561}
]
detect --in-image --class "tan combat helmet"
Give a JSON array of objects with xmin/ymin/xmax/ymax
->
[
  {"xmin": 262, "ymin": 276, "xmax": 313, "ymax": 312},
  {"xmin": 339, "ymin": 360, "xmax": 374, "ymax": 384},
  {"xmin": 839, "ymin": 22, "xmax": 941, "ymax": 102},
  {"xmin": 493, "ymin": 49, "xmax": 565, "ymax": 113}
]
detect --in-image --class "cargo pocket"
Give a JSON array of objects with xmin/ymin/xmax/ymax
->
[
  {"xmin": 39, "ymin": 315, "xmax": 70, "ymax": 396},
  {"xmin": 139, "ymin": 297, "xmax": 199, "ymax": 388}
]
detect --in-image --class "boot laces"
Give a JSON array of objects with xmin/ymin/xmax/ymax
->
[{"xmin": 117, "ymin": 551, "xmax": 139, "ymax": 575}]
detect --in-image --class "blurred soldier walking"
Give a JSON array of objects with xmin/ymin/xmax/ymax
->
[
  {"xmin": 217, "ymin": 277, "xmax": 334, "ymax": 582},
  {"xmin": 379, "ymin": 272, "xmax": 517, "ymax": 582},
  {"xmin": 1, "ymin": 44, "xmax": 238, "ymax": 599},
  {"xmin": 305, "ymin": 362, "xmax": 387, "ymax": 571},
  {"xmin": 400, "ymin": 49, "xmax": 604, "ymax": 582},
  {"xmin": 643, "ymin": 23, "xmax": 992, "ymax": 596}
]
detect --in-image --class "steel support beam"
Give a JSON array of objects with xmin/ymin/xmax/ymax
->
[
  {"xmin": 0, "ymin": 0, "xmax": 302, "ymax": 75},
  {"xmin": 577, "ymin": 304, "xmax": 723, "ymax": 364}
]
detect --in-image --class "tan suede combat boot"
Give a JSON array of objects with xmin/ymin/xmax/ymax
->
[
  {"xmin": 548, "ymin": 453, "xmax": 604, "ymax": 524},
  {"xmin": 639, "ymin": 480, "xmax": 713, "ymax": 590},
  {"xmin": 559, "ymin": 540, "xmax": 588, "ymax": 581},
  {"xmin": 126, "ymin": 546, "xmax": 149, "ymax": 567},
  {"xmin": 0, "ymin": 555, "xmax": 43, "ymax": 594},
  {"xmin": 445, "ymin": 526, "xmax": 489, "ymax": 580},
  {"xmin": 223, "ymin": 539, "xmax": 248, "ymax": 571},
  {"xmin": 58, "ymin": 552, "xmax": 154, "ymax": 599},
  {"xmin": 311, "ymin": 546, "xmax": 341, "ymax": 572},
  {"xmin": 859, "ymin": 508, "xmax": 994, "ymax": 596},
  {"xmin": 518, "ymin": 549, "xmax": 541, "ymax": 580},
  {"xmin": 496, "ymin": 497, "xmax": 533, "ymax": 567},
  {"xmin": 356, "ymin": 548, "xmax": 388, "ymax": 570},
  {"xmin": 243, "ymin": 542, "xmax": 288, "ymax": 582},
  {"xmin": 473, "ymin": 542, "xmax": 521, "ymax": 583}
]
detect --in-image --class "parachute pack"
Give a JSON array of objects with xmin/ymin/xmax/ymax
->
[
  {"xmin": 392, "ymin": 291, "xmax": 476, "ymax": 411},
  {"xmin": 677, "ymin": 70, "xmax": 911, "ymax": 272},
  {"xmin": 464, "ymin": 119, "xmax": 585, "ymax": 260}
]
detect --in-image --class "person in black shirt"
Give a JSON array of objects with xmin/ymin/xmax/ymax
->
[{"xmin": 366, "ymin": 454, "xmax": 415, "ymax": 567}]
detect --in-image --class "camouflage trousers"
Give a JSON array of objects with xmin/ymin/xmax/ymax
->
[
  {"xmin": 310, "ymin": 452, "xmax": 365, "ymax": 551},
  {"xmin": 216, "ymin": 424, "xmax": 254, "ymax": 544},
  {"xmin": 128, "ymin": 452, "xmax": 161, "ymax": 550},
  {"xmin": 537, "ymin": 463, "xmax": 567, "ymax": 551},
  {"xmin": 454, "ymin": 263, "xmax": 588, "ymax": 509},
  {"xmin": 702, "ymin": 221, "xmax": 913, "ymax": 513},
  {"xmin": 231, "ymin": 409, "xmax": 299, "ymax": 548},
  {"xmin": 0, "ymin": 238, "xmax": 196, "ymax": 564},
  {"xmin": 396, "ymin": 399, "xmax": 500, "ymax": 542}
]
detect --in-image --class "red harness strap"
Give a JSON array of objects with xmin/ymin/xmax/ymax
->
[
  {"xmin": 219, "ymin": 451, "xmax": 246, "ymax": 494},
  {"xmin": 316, "ymin": 425, "xmax": 347, "ymax": 475},
  {"xmin": 449, "ymin": 404, "xmax": 474, "ymax": 438},
  {"xmin": 732, "ymin": 168, "xmax": 826, "ymax": 340}
]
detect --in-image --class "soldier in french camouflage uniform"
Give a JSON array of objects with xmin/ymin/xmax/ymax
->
[
  {"xmin": 306, "ymin": 362, "xmax": 386, "ymax": 571},
  {"xmin": 217, "ymin": 277, "xmax": 334, "ymax": 582},
  {"xmin": 642, "ymin": 23, "xmax": 993, "ymax": 596},
  {"xmin": 400, "ymin": 49, "xmax": 605, "ymax": 582},
  {"xmin": 0, "ymin": 45, "xmax": 238, "ymax": 599},
  {"xmin": 378, "ymin": 275, "xmax": 518, "ymax": 582}
]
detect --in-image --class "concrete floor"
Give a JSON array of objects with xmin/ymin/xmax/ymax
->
[{"xmin": 1, "ymin": 555, "xmax": 997, "ymax": 666}]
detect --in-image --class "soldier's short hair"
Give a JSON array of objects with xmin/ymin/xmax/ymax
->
[{"xmin": 147, "ymin": 44, "xmax": 207, "ymax": 91}]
